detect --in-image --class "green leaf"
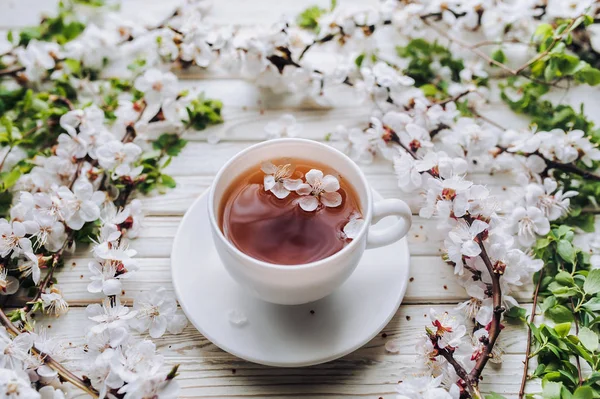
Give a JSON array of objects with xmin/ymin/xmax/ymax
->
[
  {"xmin": 564, "ymin": 213, "xmax": 596, "ymax": 233},
  {"xmin": 546, "ymin": 304, "xmax": 574, "ymax": 323},
  {"xmin": 541, "ymin": 296, "xmax": 557, "ymax": 313},
  {"xmin": 583, "ymin": 297, "xmax": 600, "ymax": 312},
  {"xmin": 160, "ymin": 174, "xmax": 176, "ymax": 188},
  {"xmin": 491, "ymin": 48, "xmax": 506, "ymax": 65},
  {"xmin": 554, "ymin": 322, "xmax": 572, "ymax": 338},
  {"xmin": 557, "ymin": 239, "xmax": 576, "ymax": 264},
  {"xmin": 577, "ymin": 65, "xmax": 600, "ymax": 86},
  {"xmin": 152, "ymin": 133, "xmax": 188, "ymax": 157},
  {"xmin": 330, "ymin": 0, "xmax": 337, "ymax": 10},
  {"xmin": 584, "ymin": 269, "xmax": 600, "ymax": 295},
  {"xmin": 573, "ymin": 386, "xmax": 594, "ymax": 399},
  {"xmin": 578, "ymin": 327, "xmax": 598, "ymax": 352},
  {"xmin": 555, "ymin": 271, "xmax": 575, "ymax": 286},
  {"xmin": 486, "ymin": 394, "xmax": 506, "ymax": 399},
  {"xmin": 542, "ymin": 380, "xmax": 562, "ymax": 399},
  {"xmin": 355, "ymin": 53, "xmax": 365, "ymax": 68},
  {"xmin": 296, "ymin": 6, "xmax": 326, "ymax": 31},
  {"xmin": 505, "ymin": 306, "xmax": 527, "ymax": 322},
  {"xmin": 534, "ymin": 23, "xmax": 553, "ymax": 43}
]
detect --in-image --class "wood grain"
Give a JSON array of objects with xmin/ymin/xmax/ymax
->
[{"xmin": 34, "ymin": 305, "xmax": 539, "ymax": 398}]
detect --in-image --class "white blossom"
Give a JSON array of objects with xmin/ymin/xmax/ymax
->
[
  {"xmin": 444, "ymin": 219, "xmax": 489, "ymax": 274},
  {"xmin": 86, "ymin": 297, "xmax": 137, "ymax": 334},
  {"xmin": 295, "ymin": 169, "xmax": 343, "ymax": 211},
  {"xmin": 129, "ymin": 288, "xmax": 187, "ymax": 338},
  {"xmin": 41, "ymin": 287, "xmax": 69, "ymax": 316},
  {"xmin": 0, "ymin": 328, "xmax": 35, "ymax": 370},
  {"xmin": 56, "ymin": 181, "xmax": 105, "ymax": 230},
  {"xmin": 525, "ymin": 178, "xmax": 577, "ymax": 221},
  {"xmin": 507, "ymin": 206, "xmax": 550, "ymax": 247},
  {"xmin": 15, "ymin": 40, "xmax": 60, "ymax": 83},
  {"xmin": 0, "ymin": 369, "xmax": 40, "ymax": 399},
  {"xmin": 260, "ymin": 161, "xmax": 302, "ymax": 199},
  {"xmin": 96, "ymin": 141, "xmax": 143, "ymax": 179},
  {"xmin": 134, "ymin": 69, "xmax": 179, "ymax": 121},
  {"xmin": 397, "ymin": 374, "xmax": 459, "ymax": 399}
]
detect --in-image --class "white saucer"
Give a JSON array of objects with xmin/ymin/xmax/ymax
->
[{"xmin": 171, "ymin": 189, "xmax": 410, "ymax": 367}]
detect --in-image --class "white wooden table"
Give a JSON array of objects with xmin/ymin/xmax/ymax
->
[{"xmin": 5, "ymin": 1, "xmax": 600, "ymax": 397}]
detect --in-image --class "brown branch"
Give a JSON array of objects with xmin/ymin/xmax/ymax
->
[
  {"xmin": 519, "ymin": 269, "xmax": 543, "ymax": 399},
  {"xmin": 0, "ymin": 147, "xmax": 13, "ymax": 172},
  {"xmin": 494, "ymin": 144, "xmax": 600, "ymax": 182},
  {"xmin": 0, "ymin": 308, "xmax": 99, "ymax": 397},
  {"xmin": 513, "ymin": 17, "xmax": 581, "ymax": 75},
  {"xmin": 50, "ymin": 95, "xmax": 75, "ymax": 111},
  {"xmin": 433, "ymin": 89, "xmax": 475, "ymax": 107},
  {"xmin": 569, "ymin": 298, "xmax": 584, "ymax": 385},
  {"xmin": 392, "ymin": 132, "xmax": 503, "ymax": 396},
  {"xmin": 420, "ymin": 18, "xmax": 568, "ymax": 89},
  {"xmin": 467, "ymin": 222, "xmax": 505, "ymax": 386},
  {"xmin": 544, "ymin": 158, "xmax": 600, "ymax": 182},
  {"xmin": 0, "ymin": 65, "xmax": 25, "ymax": 77},
  {"xmin": 471, "ymin": 39, "xmax": 535, "ymax": 49},
  {"xmin": 22, "ymin": 238, "xmax": 72, "ymax": 315},
  {"xmin": 470, "ymin": 110, "xmax": 600, "ymax": 182}
]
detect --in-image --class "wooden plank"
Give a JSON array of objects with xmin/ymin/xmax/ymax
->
[
  {"xmin": 32, "ymin": 305, "xmax": 537, "ymax": 398},
  {"xmin": 6, "ymin": 253, "xmax": 533, "ymax": 306},
  {"xmin": 160, "ymin": 141, "xmax": 524, "ymax": 180}
]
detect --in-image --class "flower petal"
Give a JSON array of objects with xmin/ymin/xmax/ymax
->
[
  {"xmin": 149, "ymin": 316, "xmax": 168, "ymax": 338},
  {"xmin": 282, "ymin": 178, "xmax": 303, "ymax": 191},
  {"xmin": 167, "ymin": 314, "xmax": 188, "ymax": 334},
  {"xmin": 461, "ymin": 240, "xmax": 482, "ymax": 257},
  {"xmin": 270, "ymin": 182, "xmax": 290, "ymax": 199},
  {"xmin": 343, "ymin": 218, "xmax": 364, "ymax": 239},
  {"xmin": 263, "ymin": 175, "xmax": 276, "ymax": 191},
  {"xmin": 260, "ymin": 161, "xmax": 278, "ymax": 175},
  {"xmin": 298, "ymin": 196, "xmax": 319, "ymax": 212},
  {"xmin": 320, "ymin": 191, "xmax": 342, "ymax": 207},
  {"xmin": 102, "ymin": 279, "xmax": 122, "ymax": 296},
  {"xmin": 295, "ymin": 183, "xmax": 312, "ymax": 196},
  {"xmin": 321, "ymin": 175, "xmax": 340, "ymax": 192},
  {"xmin": 305, "ymin": 169, "xmax": 323, "ymax": 186}
]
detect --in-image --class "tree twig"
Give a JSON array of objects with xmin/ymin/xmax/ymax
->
[
  {"xmin": 0, "ymin": 308, "xmax": 99, "ymax": 397},
  {"xmin": 519, "ymin": 269, "xmax": 543, "ymax": 399},
  {"xmin": 467, "ymin": 223, "xmax": 505, "ymax": 385},
  {"xmin": 0, "ymin": 65, "xmax": 25, "ymax": 77},
  {"xmin": 420, "ymin": 18, "xmax": 568, "ymax": 89}
]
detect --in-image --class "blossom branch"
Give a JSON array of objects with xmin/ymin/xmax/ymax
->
[
  {"xmin": 420, "ymin": 17, "xmax": 569, "ymax": 88},
  {"xmin": 467, "ymin": 236, "xmax": 504, "ymax": 384},
  {"xmin": 518, "ymin": 269, "xmax": 543, "ymax": 399},
  {"xmin": 0, "ymin": 308, "xmax": 99, "ymax": 397}
]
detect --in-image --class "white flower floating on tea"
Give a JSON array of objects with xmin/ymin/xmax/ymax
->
[
  {"xmin": 261, "ymin": 161, "xmax": 303, "ymax": 199},
  {"xmin": 295, "ymin": 169, "xmax": 343, "ymax": 212},
  {"xmin": 343, "ymin": 213, "xmax": 365, "ymax": 240}
]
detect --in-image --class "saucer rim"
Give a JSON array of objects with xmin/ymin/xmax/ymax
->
[{"xmin": 171, "ymin": 189, "xmax": 410, "ymax": 367}]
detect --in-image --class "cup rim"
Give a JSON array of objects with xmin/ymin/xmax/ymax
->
[{"xmin": 208, "ymin": 138, "xmax": 373, "ymax": 270}]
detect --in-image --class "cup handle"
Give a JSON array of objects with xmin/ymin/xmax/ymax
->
[{"xmin": 366, "ymin": 199, "xmax": 412, "ymax": 249}]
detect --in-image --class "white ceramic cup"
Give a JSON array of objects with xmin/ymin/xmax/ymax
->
[{"xmin": 208, "ymin": 138, "xmax": 412, "ymax": 305}]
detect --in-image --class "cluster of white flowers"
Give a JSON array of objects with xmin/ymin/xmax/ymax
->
[
  {"xmin": 2, "ymin": 0, "xmax": 600, "ymax": 397},
  {"xmin": 0, "ymin": 8, "xmax": 206, "ymax": 395},
  {"xmin": 0, "ymin": 93, "xmax": 188, "ymax": 394},
  {"xmin": 261, "ymin": 161, "xmax": 342, "ymax": 211}
]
